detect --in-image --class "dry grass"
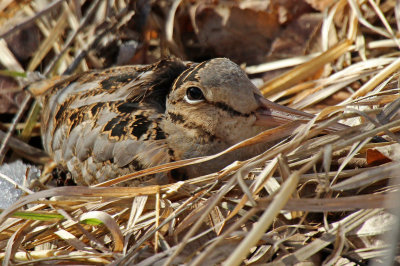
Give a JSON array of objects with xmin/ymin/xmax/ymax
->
[{"xmin": 0, "ymin": 0, "xmax": 399, "ymax": 265}]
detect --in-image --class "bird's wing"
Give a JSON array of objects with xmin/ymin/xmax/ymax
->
[{"xmin": 35, "ymin": 59, "xmax": 188, "ymax": 185}]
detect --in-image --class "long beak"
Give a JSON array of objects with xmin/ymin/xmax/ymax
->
[{"xmin": 253, "ymin": 94, "xmax": 347, "ymax": 132}]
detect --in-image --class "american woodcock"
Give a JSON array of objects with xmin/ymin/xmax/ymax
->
[{"xmin": 31, "ymin": 58, "xmax": 342, "ymax": 186}]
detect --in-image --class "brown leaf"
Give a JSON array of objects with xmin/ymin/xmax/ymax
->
[
  {"xmin": 305, "ymin": 0, "xmax": 336, "ymax": 11},
  {"xmin": 268, "ymin": 13, "xmax": 323, "ymax": 60},
  {"xmin": 366, "ymin": 143, "xmax": 400, "ymax": 165},
  {"xmin": 5, "ymin": 24, "xmax": 41, "ymax": 62},
  {"xmin": 0, "ymin": 76, "xmax": 24, "ymax": 114},
  {"xmin": 185, "ymin": 1, "xmax": 312, "ymax": 64}
]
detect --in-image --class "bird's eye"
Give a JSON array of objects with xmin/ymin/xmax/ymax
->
[{"xmin": 184, "ymin": 86, "xmax": 204, "ymax": 104}]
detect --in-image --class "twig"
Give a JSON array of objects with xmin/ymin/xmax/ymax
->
[
  {"xmin": 43, "ymin": 0, "xmax": 102, "ymax": 76},
  {"xmin": 223, "ymin": 151, "xmax": 323, "ymax": 266},
  {"xmin": 0, "ymin": 172, "xmax": 33, "ymax": 194},
  {"xmin": 63, "ymin": 8, "xmax": 133, "ymax": 75},
  {"xmin": 0, "ymin": 94, "xmax": 32, "ymax": 164},
  {"xmin": 0, "ymin": 130, "xmax": 48, "ymax": 163},
  {"xmin": 163, "ymin": 177, "xmax": 237, "ymax": 266},
  {"xmin": 0, "ymin": 0, "xmax": 66, "ymax": 39},
  {"xmin": 117, "ymin": 181, "xmax": 219, "ymax": 265}
]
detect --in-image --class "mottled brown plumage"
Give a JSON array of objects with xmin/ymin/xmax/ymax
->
[{"xmin": 32, "ymin": 58, "xmax": 336, "ymax": 186}]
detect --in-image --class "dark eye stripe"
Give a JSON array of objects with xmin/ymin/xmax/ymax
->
[{"xmin": 213, "ymin": 101, "xmax": 250, "ymax": 117}]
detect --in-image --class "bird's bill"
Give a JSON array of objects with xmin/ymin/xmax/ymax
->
[
  {"xmin": 253, "ymin": 94, "xmax": 314, "ymax": 127},
  {"xmin": 253, "ymin": 94, "xmax": 348, "ymax": 133}
]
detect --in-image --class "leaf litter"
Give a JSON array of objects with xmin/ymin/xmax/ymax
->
[{"xmin": 0, "ymin": 0, "xmax": 399, "ymax": 265}]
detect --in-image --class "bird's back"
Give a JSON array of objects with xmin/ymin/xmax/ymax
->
[{"xmin": 33, "ymin": 59, "xmax": 189, "ymax": 186}]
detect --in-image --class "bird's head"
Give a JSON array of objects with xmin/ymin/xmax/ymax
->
[{"xmin": 165, "ymin": 58, "xmax": 312, "ymax": 147}]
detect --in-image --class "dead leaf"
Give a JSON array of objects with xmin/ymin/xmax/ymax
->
[
  {"xmin": 268, "ymin": 13, "xmax": 323, "ymax": 61},
  {"xmin": 0, "ymin": 76, "xmax": 24, "ymax": 114},
  {"xmin": 305, "ymin": 0, "xmax": 336, "ymax": 11},
  {"xmin": 367, "ymin": 143, "xmax": 400, "ymax": 165},
  {"xmin": 183, "ymin": 1, "xmax": 312, "ymax": 64}
]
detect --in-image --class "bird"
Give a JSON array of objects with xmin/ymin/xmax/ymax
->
[{"xmin": 29, "ymin": 58, "xmax": 343, "ymax": 186}]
